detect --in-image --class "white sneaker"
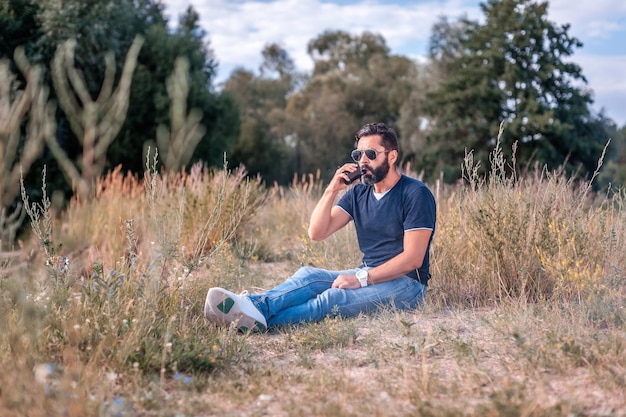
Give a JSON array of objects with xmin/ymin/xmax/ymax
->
[{"xmin": 204, "ymin": 287, "xmax": 267, "ymax": 332}]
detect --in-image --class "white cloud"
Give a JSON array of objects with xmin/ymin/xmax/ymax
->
[
  {"xmin": 548, "ymin": 0, "xmax": 626, "ymax": 40},
  {"xmin": 575, "ymin": 54, "xmax": 626, "ymax": 124},
  {"xmin": 167, "ymin": 0, "xmax": 480, "ymax": 76}
]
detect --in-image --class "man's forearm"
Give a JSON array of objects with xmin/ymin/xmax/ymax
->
[
  {"xmin": 308, "ymin": 188, "xmax": 339, "ymax": 241},
  {"xmin": 367, "ymin": 229, "xmax": 432, "ymax": 284},
  {"xmin": 367, "ymin": 253, "xmax": 421, "ymax": 284}
]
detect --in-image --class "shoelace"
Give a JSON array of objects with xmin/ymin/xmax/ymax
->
[{"xmin": 240, "ymin": 287, "xmax": 268, "ymax": 296}]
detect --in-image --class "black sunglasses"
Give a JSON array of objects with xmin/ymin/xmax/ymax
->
[{"xmin": 351, "ymin": 148, "xmax": 390, "ymax": 162}]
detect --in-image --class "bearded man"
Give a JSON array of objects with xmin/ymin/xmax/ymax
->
[{"xmin": 204, "ymin": 122, "xmax": 436, "ymax": 332}]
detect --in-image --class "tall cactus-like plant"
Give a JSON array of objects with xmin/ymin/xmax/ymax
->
[
  {"xmin": 0, "ymin": 48, "xmax": 54, "ymax": 245},
  {"xmin": 49, "ymin": 35, "xmax": 144, "ymax": 197},
  {"xmin": 155, "ymin": 56, "xmax": 206, "ymax": 172}
]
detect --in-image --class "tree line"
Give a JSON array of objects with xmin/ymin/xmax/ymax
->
[
  {"xmin": 224, "ymin": 0, "xmax": 625, "ymax": 186},
  {"xmin": 1, "ymin": 0, "xmax": 625, "ymax": 244}
]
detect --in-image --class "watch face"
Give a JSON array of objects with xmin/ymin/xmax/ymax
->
[{"xmin": 356, "ymin": 269, "xmax": 367, "ymax": 280}]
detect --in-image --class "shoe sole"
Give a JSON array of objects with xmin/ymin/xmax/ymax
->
[{"xmin": 205, "ymin": 289, "xmax": 267, "ymax": 333}]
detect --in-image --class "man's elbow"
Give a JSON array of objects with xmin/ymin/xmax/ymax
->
[
  {"xmin": 308, "ymin": 227, "xmax": 324, "ymax": 241},
  {"xmin": 407, "ymin": 254, "xmax": 425, "ymax": 271}
]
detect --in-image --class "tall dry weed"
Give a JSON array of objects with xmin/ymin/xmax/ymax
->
[
  {"xmin": 252, "ymin": 170, "xmax": 361, "ymax": 270},
  {"xmin": 431, "ymin": 126, "xmax": 625, "ymax": 309}
]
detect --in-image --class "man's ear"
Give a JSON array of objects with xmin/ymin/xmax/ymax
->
[{"xmin": 389, "ymin": 149, "xmax": 399, "ymax": 166}]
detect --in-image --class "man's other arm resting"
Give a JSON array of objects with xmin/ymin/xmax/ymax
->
[{"xmin": 367, "ymin": 229, "xmax": 432, "ymax": 284}]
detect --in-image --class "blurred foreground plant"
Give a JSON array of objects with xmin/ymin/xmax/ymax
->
[
  {"xmin": 3, "ymin": 153, "xmax": 267, "ymax": 415},
  {"xmin": 48, "ymin": 35, "xmax": 144, "ymax": 198},
  {"xmin": 0, "ymin": 47, "xmax": 54, "ymax": 247}
]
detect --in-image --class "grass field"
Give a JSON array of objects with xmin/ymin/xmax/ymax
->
[{"xmin": 1, "ymin": 146, "xmax": 625, "ymax": 416}]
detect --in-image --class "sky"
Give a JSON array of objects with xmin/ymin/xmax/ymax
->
[{"xmin": 160, "ymin": 0, "xmax": 626, "ymax": 127}]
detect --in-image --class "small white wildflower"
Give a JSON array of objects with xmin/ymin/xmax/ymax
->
[
  {"xmin": 34, "ymin": 363, "xmax": 54, "ymax": 384},
  {"xmin": 73, "ymin": 324, "xmax": 80, "ymax": 330},
  {"xmin": 258, "ymin": 394, "xmax": 273, "ymax": 402}
]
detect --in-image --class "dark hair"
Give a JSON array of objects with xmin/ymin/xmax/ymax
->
[{"xmin": 355, "ymin": 122, "xmax": 399, "ymax": 151}]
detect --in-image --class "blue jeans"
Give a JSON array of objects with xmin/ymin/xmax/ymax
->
[{"xmin": 247, "ymin": 266, "xmax": 427, "ymax": 327}]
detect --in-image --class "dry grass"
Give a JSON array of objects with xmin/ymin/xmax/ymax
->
[{"xmin": 1, "ymin": 144, "xmax": 625, "ymax": 416}]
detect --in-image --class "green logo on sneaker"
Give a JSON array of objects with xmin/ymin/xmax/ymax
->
[{"xmin": 217, "ymin": 297, "xmax": 234, "ymax": 314}]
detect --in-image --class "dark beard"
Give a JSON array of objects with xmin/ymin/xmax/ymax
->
[{"xmin": 361, "ymin": 156, "xmax": 390, "ymax": 186}]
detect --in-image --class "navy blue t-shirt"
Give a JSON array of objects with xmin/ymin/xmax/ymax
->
[{"xmin": 336, "ymin": 175, "xmax": 436, "ymax": 285}]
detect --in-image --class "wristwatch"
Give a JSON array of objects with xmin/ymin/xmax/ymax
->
[{"xmin": 356, "ymin": 269, "xmax": 368, "ymax": 287}]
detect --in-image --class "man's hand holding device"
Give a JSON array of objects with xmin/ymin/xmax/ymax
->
[{"xmin": 342, "ymin": 165, "xmax": 364, "ymax": 185}]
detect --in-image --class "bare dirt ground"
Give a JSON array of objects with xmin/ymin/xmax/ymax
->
[{"xmin": 192, "ymin": 301, "xmax": 626, "ymax": 417}]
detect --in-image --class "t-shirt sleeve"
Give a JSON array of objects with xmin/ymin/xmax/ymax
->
[{"xmin": 404, "ymin": 184, "xmax": 436, "ymax": 231}]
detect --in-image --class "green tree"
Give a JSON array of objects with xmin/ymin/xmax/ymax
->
[
  {"xmin": 386, "ymin": 61, "xmax": 439, "ymax": 170},
  {"xmin": 1, "ymin": 0, "xmax": 238, "ymax": 188},
  {"xmin": 48, "ymin": 36, "xmax": 143, "ymax": 197},
  {"xmin": 0, "ymin": 48, "xmax": 53, "ymax": 245},
  {"xmin": 0, "ymin": 0, "xmax": 41, "ymax": 59},
  {"xmin": 423, "ymin": 0, "xmax": 611, "ymax": 182},
  {"xmin": 307, "ymin": 30, "xmax": 389, "ymax": 76},
  {"xmin": 36, "ymin": 0, "xmax": 149, "ymax": 90},
  {"xmin": 285, "ymin": 30, "xmax": 417, "ymax": 178},
  {"xmin": 5, "ymin": 0, "xmax": 168, "ymax": 197},
  {"xmin": 223, "ymin": 43, "xmax": 299, "ymax": 184},
  {"xmin": 113, "ymin": 5, "xmax": 238, "ymax": 174},
  {"xmin": 598, "ymin": 121, "xmax": 626, "ymax": 190}
]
